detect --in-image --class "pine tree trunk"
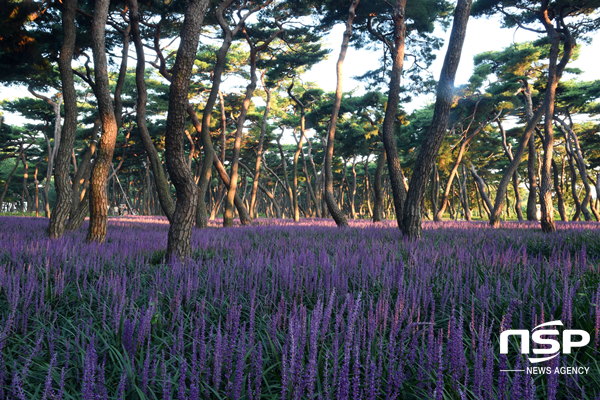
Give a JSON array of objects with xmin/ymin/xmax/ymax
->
[
  {"xmin": 66, "ymin": 187, "xmax": 90, "ymax": 231},
  {"xmin": 21, "ymin": 151, "xmax": 32, "ymax": 212},
  {"xmin": 49, "ymin": 0, "xmax": 79, "ymax": 238},
  {"xmin": 460, "ymin": 164, "xmax": 471, "ymax": 221},
  {"xmin": 86, "ymin": 0, "xmax": 119, "ymax": 243},
  {"xmin": 539, "ymin": 6, "xmax": 573, "ymax": 233},
  {"xmin": 288, "ymin": 81, "xmax": 310, "ymax": 222},
  {"xmin": 431, "ymin": 162, "xmax": 439, "ymax": 220},
  {"xmin": 373, "ymin": 149, "xmax": 386, "ymax": 222},
  {"xmin": 526, "ymin": 135, "xmax": 538, "ymax": 221},
  {"xmin": 34, "ymin": 162, "xmax": 40, "ymax": 217},
  {"xmin": 377, "ymin": 0, "xmax": 409, "ymax": 227},
  {"xmin": 552, "ymin": 158, "xmax": 567, "ymax": 221},
  {"xmin": 498, "ymin": 119, "xmax": 524, "ymax": 221},
  {"xmin": 250, "ymin": 76, "xmax": 273, "ymax": 219},
  {"xmin": 324, "ymin": 0, "xmax": 360, "ymax": 227},
  {"xmin": 350, "ymin": 156, "xmax": 357, "ymax": 219},
  {"xmin": 224, "ymin": 45, "xmax": 263, "ymax": 226},
  {"xmin": 129, "ymin": 0, "xmax": 175, "ymax": 221},
  {"xmin": 521, "ymin": 82, "xmax": 539, "ymax": 221},
  {"xmin": 489, "ymin": 2, "xmax": 574, "ymax": 229},
  {"xmin": 164, "ymin": 0, "xmax": 210, "ymax": 258},
  {"xmin": 556, "ymin": 118, "xmax": 595, "ymax": 221},
  {"xmin": 402, "ymin": 0, "xmax": 473, "ymax": 237},
  {"xmin": 470, "ymin": 163, "xmax": 493, "ymax": 218},
  {"xmin": 69, "ymin": 120, "xmax": 98, "ymax": 221}
]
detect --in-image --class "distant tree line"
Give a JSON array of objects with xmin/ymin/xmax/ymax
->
[{"xmin": 1, "ymin": 0, "xmax": 599, "ymax": 258}]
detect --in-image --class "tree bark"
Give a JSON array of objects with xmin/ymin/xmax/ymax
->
[
  {"xmin": 66, "ymin": 188, "xmax": 90, "ymax": 231},
  {"xmin": 288, "ymin": 81, "xmax": 310, "ymax": 222},
  {"xmin": 350, "ymin": 155, "xmax": 358, "ymax": 219},
  {"xmin": 20, "ymin": 151, "xmax": 31, "ymax": 212},
  {"xmin": 86, "ymin": 0, "xmax": 118, "ymax": 243},
  {"xmin": 276, "ymin": 134, "xmax": 294, "ymax": 210},
  {"xmin": 372, "ymin": 0, "xmax": 409, "ymax": 227},
  {"xmin": 538, "ymin": 5, "xmax": 574, "ymax": 233},
  {"xmin": 224, "ymin": 28, "xmax": 281, "ymax": 227},
  {"xmin": 470, "ymin": 163, "xmax": 492, "ymax": 218},
  {"xmin": 401, "ymin": 0, "xmax": 473, "ymax": 237},
  {"xmin": 565, "ymin": 144, "xmax": 581, "ymax": 221},
  {"xmin": 29, "ymin": 92, "xmax": 60, "ymax": 218},
  {"xmin": 324, "ymin": 0, "xmax": 360, "ymax": 227},
  {"xmin": 373, "ymin": 148, "xmax": 386, "ymax": 222},
  {"xmin": 249, "ymin": 73, "xmax": 274, "ymax": 219},
  {"xmin": 48, "ymin": 0, "xmax": 79, "ymax": 238},
  {"xmin": 186, "ymin": 105, "xmax": 251, "ymax": 226},
  {"xmin": 552, "ymin": 158, "xmax": 567, "ymax": 221},
  {"xmin": 498, "ymin": 119, "xmax": 524, "ymax": 221},
  {"xmin": 69, "ymin": 119, "xmax": 98, "ymax": 222},
  {"xmin": 164, "ymin": 0, "xmax": 210, "ymax": 258},
  {"xmin": 129, "ymin": 0, "xmax": 176, "ymax": 222},
  {"xmin": 435, "ymin": 114, "xmax": 496, "ymax": 220},
  {"xmin": 556, "ymin": 118, "xmax": 595, "ymax": 221},
  {"xmin": 182, "ymin": 0, "xmax": 261, "ymax": 228},
  {"xmin": 487, "ymin": 7, "xmax": 573, "ymax": 228},
  {"xmin": 240, "ymin": 161, "xmax": 282, "ymax": 218},
  {"xmin": 431, "ymin": 162, "xmax": 439, "ymax": 220},
  {"xmin": 521, "ymin": 80, "xmax": 539, "ymax": 221},
  {"xmin": 460, "ymin": 164, "xmax": 471, "ymax": 220}
]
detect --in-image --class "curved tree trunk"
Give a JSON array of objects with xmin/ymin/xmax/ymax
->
[
  {"xmin": 129, "ymin": 0, "xmax": 175, "ymax": 222},
  {"xmin": 435, "ymin": 114, "xmax": 496, "ymax": 220},
  {"xmin": 487, "ymin": 10, "xmax": 573, "ymax": 228},
  {"xmin": 323, "ymin": 0, "xmax": 360, "ymax": 227},
  {"xmin": 240, "ymin": 161, "xmax": 282, "ymax": 218},
  {"xmin": 69, "ymin": 119, "xmax": 98, "ymax": 221},
  {"xmin": 350, "ymin": 156, "xmax": 357, "ymax": 219},
  {"xmin": 181, "ymin": 0, "xmax": 260, "ymax": 228},
  {"xmin": 29, "ymin": 92, "xmax": 60, "ymax": 218},
  {"xmin": 288, "ymin": 80, "xmax": 310, "ymax": 222},
  {"xmin": 292, "ymin": 128, "xmax": 307, "ymax": 222},
  {"xmin": 526, "ymin": 135, "xmax": 538, "ymax": 220},
  {"xmin": 460, "ymin": 164, "xmax": 471, "ymax": 221},
  {"xmin": 20, "ymin": 151, "xmax": 31, "ymax": 212},
  {"xmin": 539, "ymin": 9, "xmax": 574, "ymax": 233},
  {"xmin": 374, "ymin": 0, "xmax": 409, "ymax": 227},
  {"xmin": 498, "ymin": 119, "xmax": 524, "ymax": 221},
  {"xmin": 66, "ymin": 184, "xmax": 90, "ymax": 231},
  {"xmin": 552, "ymin": 158, "xmax": 567, "ymax": 221},
  {"xmin": 276, "ymin": 134, "xmax": 294, "ymax": 211},
  {"xmin": 431, "ymin": 162, "xmax": 439, "ymax": 220},
  {"xmin": 223, "ymin": 27, "xmax": 282, "ymax": 226},
  {"xmin": 470, "ymin": 163, "xmax": 493, "ymax": 218},
  {"xmin": 86, "ymin": 0, "xmax": 119, "ymax": 243},
  {"xmin": 556, "ymin": 118, "xmax": 594, "ymax": 221},
  {"xmin": 521, "ymin": 81, "xmax": 539, "ymax": 221},
  {"xmin": 48, "ymin": 0, "xmax": 79, "ymax": 238},
  {"xmin": 163, "ymin": 0, "xmax": 210, "ymax": 258},
  {"xmin": 373, "ymin": 149, "xmax": 386, "ymax": 222},
  {"xmin": 249, "ymin": 74, "xmax": 273, "ymax": 219},
  {"xmin": 401, "ymin": 0, "xmax": 473, "ymax": 238},
  {"xmin": 566, "ymin": 149, "xmax": 581, "ymax": 221},
  {"xmin": 300, "ymin": 140, "xmax": 319, "ymax": 217}
]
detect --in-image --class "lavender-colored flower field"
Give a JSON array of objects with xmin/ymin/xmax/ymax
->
[{"xmin": 0, "ymin": 216, "xmax": 599, "ymax": 399}]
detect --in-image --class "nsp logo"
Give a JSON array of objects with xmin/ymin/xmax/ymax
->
[{"xmin": 500, "ymin": 320, "xmax": 590, "ymax": 364}]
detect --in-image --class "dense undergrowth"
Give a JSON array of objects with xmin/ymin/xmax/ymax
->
[{"xmin": 0, "ymin": 216, "xmax": 599, "ymax": 399}]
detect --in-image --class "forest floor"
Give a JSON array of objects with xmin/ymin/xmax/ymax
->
[{"xmin": 0, "ymin": 216, "xmax": 599, "ymax": 399}]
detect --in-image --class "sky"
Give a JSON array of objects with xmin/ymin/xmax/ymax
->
[
  {"xmin": 303, "ymin": 14, "xmax": 600, "ymax": 112},
  {"xmin": 1, "ymin": 12, "xmax": 599, "ymax": 126}
]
